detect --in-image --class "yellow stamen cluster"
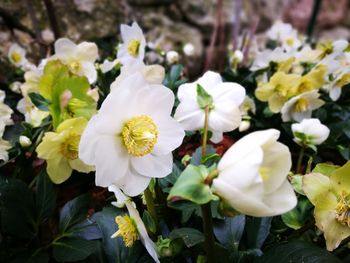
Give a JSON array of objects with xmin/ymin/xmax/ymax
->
[
  {"xmin": 113, "ymin": 215, "xmax": 138, "ymax": 247},
  {"xmin": 121, "ymin": 115, "xmax": 158, "ymax": 157},
  {"xmin": 335, "ymin": 191, "xmax": 350, "ymax": 227},
  {"xmin": 69, "ymin": 61, "xmax": 82, "ymax": 74},
  {"xmin": 60, "ymin": 132, "xmax": 80, "ymax": 160},
  {"xmin": 127, "ymin": 39, "xmax": 141, "ymax": 57},
  {"xmin": 294, "ymin": 98, "xmax": 309, "ymax": 112},
  {"xmin": 11, "ymin": 52, "xmax": 22, "ymax": 63},
  {"xmin": 259, "ymin": 167, "xmax": 270, "ymax": 181}
]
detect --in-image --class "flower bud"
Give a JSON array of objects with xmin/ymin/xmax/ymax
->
[
  {"xmin": 19, "ymin": 135, "xmax": 32, "ymax": 148},
  {"xmin": 166, "ymin": 50, "xmax": 179, "ymax": 64}
]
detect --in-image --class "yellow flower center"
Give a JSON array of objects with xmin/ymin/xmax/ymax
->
[
  {"xmin": 294, "ymin": 98, "xmax": 309, "ymax": 112},
  {"xmin": 259, "ymin": 167, "xmax": 270, "ymax": 181},
  {"xmin": 127, "ymin": 40, "xmax": 141, "ymax": 57},
  {"xmin": 121, "ymin": 115, "xmax": 158, "ymax": 157},
  {"xmin": 69, "ymin": 61, "xmax": 82, "ymax": 74},
  {"xmin": 319, "ymin": 42, "xmax": 333, "ymax": 59},
  {"xmin": 335, "ymin": 191, "xmax": 350, "ymax": 227},
  {"xmin": 11, "ymin": 52, "xmax": 22, "ymax": 63},
  {"xmin": 286, "ymin": 38, "xmax": 294, "ymax": 46},
  {"xmin": 60, "ymin": 132, "xmax": 80, "ymax": 160},
  {"xmin": 113, "ymin": 215, "xmax": 138, "ymax": 247},
  {"xmin": 336, "ymin": 73, "xmax": 350, "ymax": 88}
]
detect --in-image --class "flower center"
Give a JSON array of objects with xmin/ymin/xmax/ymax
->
[
  {"xmin": 121, "ymin": 115, "xmax": 158, "ymax": 157},
  {"xmin": 336, "ymin": 73, "xmax": 350, "ymax": 88},
  {"xmin": 335, "ymin": 191, "xmax": 350, "ymax": 227},
  {"xmin": 11, "ymin": 52, "xmax": 22, "ymax": 63},
  {"xmin": 69, "ymin": 61, "xmax": 82, "ymax": 74},
  {"xmin": 259, "ymin": 167, "xmax": 270, "ymax": 181},
  {"xmin": 127, "ymin": 40, "xmax": 141, "ymax": 57},
  {"xmin": 294, "ymin": 98, "xmax": 309, "ymax": 112},
  {"xmin": 112, "ymin": 215, "xmax": 138, "ymax": 247},
  {"xmin": 286, "ymin": 38, "xmax": 294, "ymax": 46},
  {"xmin": 60, "ymin": 132, "xmax": 80, "ymax": 160}
]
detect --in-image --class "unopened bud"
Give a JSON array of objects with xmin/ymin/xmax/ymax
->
[{"xmin": 19, "ymin": 135, "xmax": 32, "ymax": 147}]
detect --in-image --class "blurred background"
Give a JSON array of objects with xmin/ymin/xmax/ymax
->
[{"xmin": 0, "ymin": 0, "xmax": 349, "ymax": 76}]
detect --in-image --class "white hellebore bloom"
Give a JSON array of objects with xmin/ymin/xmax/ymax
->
[
  {"xmin": 183, "ymin": 43, "xmax": 195, "ymax": 56},
  {"xmin": 166, "ymin": 50, "xmax": 179, "ymax": 64},
  {"xmin": 0, "ymin": 90, "xmax": 13, "ymax": 135},
  {"xmin": 54, "ymin": 38, "xmax": 99, "ymax": 83},
  {"xmin": 108, "ymin": 185, "xmax": 159, "ymax": 263},
  {"xmin": 292, "ymin": 118, "xmax": 330, "ymax": 146},
  {"xmin": 79, "ymin": 73, "xmax": 184, "ymax": 196},
  {"xmin": 212, "ymin": 129, "xmax": 297, "ymax": 217},
  {"xmin": 281, "ymin": 90, "xmax": 324, "ymax": 122},
  {"xmin": 174, "ymin": 71, "xmax": 246, "ymax": 143},
  {"xmin": 266, "ymin": 20, "xmax": 301, "ymax": 51},
  {"xmin": 8, "ymin": 43, "xmax": 27, "ymax": 67},
  {"xmin": 100, "ymin": 58, "xmax": 120, "ymax": 73},
  {"xmin": 117, "ymin": 22, "xmax": 146, "ymax": 67}
]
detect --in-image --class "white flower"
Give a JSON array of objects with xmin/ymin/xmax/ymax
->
[
  {"xmin": 183, "ymin": 43, "xmax": 195, "ymax": 56},
  {"xmin": 174, "ymin": 71, "xmax": 246, "ymax": 143},
  {"xmin": 8, "ymin": 44, "xmax": 27, "ymax": 67},
  {"xmin": 212, "ymin": 129, "xmax": 297, "ymax": 217},
  {"xmin": 239, "ymin": 120, "xmax": 250, "ymax": 132},
  {"xmin": 19, "ymin": 135, "xmax": 32, "ymax": 148},
  {"xmin": 250, "ymin": 47, "xmax": 292, "ymax": 71},
  {"xmin": 117, "ymin": 22, "xmax": 146, "ymax": 67},
  {"xmin": 79, "ymin": 73, "xmax": 184, "ymax": 196},
  {"xmin": 230, "ymin": 50, "xmax": 244, "ymax": 65},
  {"xmin": 54, "ymin": 38, "xmax": 99, "ymax": 83},
  {"xmin": 0, "ymin": 90, "xmax": 13, "ymax": 135},
  {"xmin": 266, "ymin": 21, "xmax": 301, "ymax": 51},
  {"xmin": 100, "ymin": 58, "xmax": 120, "ymax": 73},
  {"xmin": 110, "ymin": 61, "xmax": 165, "ymax": 89},
  {"xmin": 17, "ymin": 97, "xmax": 49, "ymax": 127},
  {"xmin": 108, "ymin": 185, "xmax": 159, "ymax": 263},
  {"xmin": 0, "ymin": 139, "xmax": 11, "ymax": 162},
  {"xmin": 239, "ymin": 96, "xmax": 256, "ymax": 116},
  {"xmin": 166, "ymin": 50, "xmax": 179, "ymax": 64},
  {"xmin": 292, "ymin": 118, "xmax": 330, "ymax": 146},
  {"xmin": 281, "ymin": 90, "xmax": 325, "ymax": 122},
  {"xmin": 10, "ymin": 81, "xmax": 22, "ymax": 94}
]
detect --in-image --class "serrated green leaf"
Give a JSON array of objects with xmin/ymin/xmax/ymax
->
[
  {"xmin": 28, "ymin": 92, "xmax": 50, "ymax": 111},
  {"xmin": 169, "ymin": 228, "xmax": 205, "ymax": 248},
  {"xmin": 52, "ymin": 237, "xmax": 98, "ymax": 262},
  {"xmin": 36, "ymin": 170, "xmax": 56, "ymax": 223},
  {"xmin": 168, "ymin": 164, "xmax": 215, "ymax": 205}
]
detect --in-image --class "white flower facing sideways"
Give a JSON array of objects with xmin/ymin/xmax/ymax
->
[
  {"xmin": 117, "ymin": 22, "xmax": 146, "ymax": 67},
  {"xmin": 212, "ymin": 129, "xmax": 297, "ymax": 217},
  {"xmin": 79, "ymin": 73, "xmax": 184, "ymax": 196},
  {"xmin": 292, "ymin": 118, "xmax": 330, "ymax": 147},
  {"xmin": 281, "ymin": 90, "xmax": 324, "ymax": 122},
  {"xmin": 108, "ymin": 185, "xmax": 159, "ymax": 263},
  {"xmin": 0, "ymin": 90, "xmax": 13, "ymax": 161},
  {"xmin": 174, "ymin": 71, "xmax": 246, "ymax": 143},
  {"xmin": 54, "ymin": 38, "xmax": 99, "ymax": 83}
]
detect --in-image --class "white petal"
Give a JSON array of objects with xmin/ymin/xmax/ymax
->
[
  {"xmin": 81, "ymin": 61, "xmax": 97, "ymax": 84},
  {"xmin": 100, "ymin": 59, "xmax": 119, "ymax": 73},
  {"xmin": 174, "ymin": 100, "xmax": 204, "ymax": 131},
  {"xmin": 177, "ymin": 83, "xmax": 197, "ymax": 101},
  {"xmin": 131, "ymin": 153, "xmax": 172, "ymax": 178},
  {"xmin": 209, "ymin": 82, "xmax": 246, "ymax": 106},
  {"xmin": 209, "ymin": 131, "xmax": 223, "ymax": 143},
  {"xmin": 329, "ymin": 87, "xmax": 341, "ymax": 101},
  {"xmin": 118, "ymin": 166, "xmax": 151, "ymax": 196},
  {"xmin": 54, "ymin": 38, "xmax": 76, "ymax": 61},
  {"xmin": 197, "ymin": 71, "xmax": 222, "ymax": 90},
  {"xmin": 76, "ymin": 41, "xmax": 98, "ymax": 62},
  {"xmin": 152, "ymin": 117, "xmax": 185, "ymax": 155},
  {"xmin": 208, "ymin": 104, "xmax": 242, "ymax": 132}
]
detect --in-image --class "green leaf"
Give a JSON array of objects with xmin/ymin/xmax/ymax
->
[
  {"xmin": 0, "ymin": 176, "xmax": 37, "ymax": 239},
  {"xmin": 163, "ymin": 64, "xmax": 185, "ymax": 90},
  {"xmin": 213, "ymin": 215, "xmax": 245, "ymax": 250},
  {"xmin": 58, "ymin": 194, "xmax": 90, "ymax": 233},
  {"xmin": 196, "ymin": 84, "xmax": 213, "ymax": 110},
  {"xmin": 36, "ymin": 170, "xmax": 56, "ymax": 222},
  {"xmin": 281, "ymin": 197, "xmax": 313, "ymax": 230},
  {"xmin": 52, "ymin": 237, "xmax": 98, "ymax": 262},
  {"xmin": 168, "ymin": 164, "xmax": 215, "ymax": 205},
  {"xmin": 312, "ymin": 163, "xmax": 340, "ymax": 176},
  {"xmin": 142, "ymin": 210, "xmax": 157, "ymax": 234},
  {"xmin": 242, "ymin": 217, "xmax": 271, "ymax": 249},
  {"xmin": 169, "ymin": 228, "xmax": 205, "ymax": 247},
  {"xmin": 191, "ymin": 145, "xmax": 216, "ymax": 166},
  {"xmin": 290, "ymin": 175, "xmax": 304, "ymax": 195},
  {"xmin": 28, "ymin": 92, "xmax": 50, "ymax": 111},
  {"xmin": 255, "ymin": 240, "xmax": 342, "ymax": 263}
]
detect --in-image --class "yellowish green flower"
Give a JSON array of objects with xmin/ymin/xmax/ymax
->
[
  {"xmin": 255, "ymin": 72, "xmax": 301, "ymax": 113},
  {"xmin": 303, "ymin": 161, "xmax": 350, "ymax": 251},
  {"xmin": 37, "ymin": 117, "xmax": 94, "ymax": 184},
  {"xmin": 297, "ymin": 65, "xmax": 327, "ymax": 94}
]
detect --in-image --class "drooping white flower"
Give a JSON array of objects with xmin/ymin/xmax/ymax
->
[
  {"xmin": 117, "ymin": 22, "xmax": 146, "ymax": 67},
  {"xmin": 292, "ymin": 118, "xmax": 330, "ymax": 146},
  {"xmin": 281, "ymin": 90, "xmax": 324, "ymax": 122},
  {"xmin": 79, "ymin": 73, "xmax": 184, "ymax": 196},
  {"xmin": 100, "ymin": 58, "xmax": 120, "ymax": 73},
  {"xmin": 174, "ymin": 71, "xmax": 246, "ymax": 143},
  {"xmin": 8, "ymin": 43, "xmax": 27, "ymax": 67},
  {"xmin": 110, "ymin": 61, "xmax": 165, "ymax": 89},
  {"xmin": 54, "ymin": 38, "xmax": 99, "ymax": 83},
  {"xmin": 212, "ymin": 129, "xmax": 297, "ymax": 217},
  {"xmin": 108, "ymin": 185, "xmax": 159, "ymax": 263},
  {"xmin": 166, "ymin": 50, "xmax": 179, "ymax": 64},
  {"xmin": 0, "ymin": 90, "xmax": 13, "ymax": 135}
]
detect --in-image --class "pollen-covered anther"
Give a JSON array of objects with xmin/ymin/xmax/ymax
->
[
  {"xmin": 121, "ymin": 115, "xmax": 158, "ymax": 157},
  {"xmin": 69, "ymin": 61, "xmax": 82, "ymax": 74},
  {"xmin": 127, "ymin": 39, "xmax": 141, "ymax": 57},
  {"xmin": 11, "ymin": 52, "xmax": 22, "ymax": 63},
  {"xmin": 335, "ymin": 191, "xmax": 350, "ymax": 227},
  {"xmin": 60, "ymin": 132, "xmax": 80, "ymax": 160},
  {"xmin": 294, "ymin": 98, "xmax": 309, "ymax": 112},
  {"xmin": 112, "ymin": 215, "xmax": 138, "ymax": 247}
]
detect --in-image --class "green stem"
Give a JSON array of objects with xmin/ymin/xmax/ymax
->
[
  {"xmin": 306, "ymin": 0, "xmax": 322, "ymax": 42},
  {"xmin": 144, "ymin": 187, "xmax": 159, "ymax": 233},
  {"xmin": 296, "ymin": 147, "xmax": 305, "ymax": 174},
  {"xmin": 201, "ymin": 105, "xmax": 215, "ymax": 263}
]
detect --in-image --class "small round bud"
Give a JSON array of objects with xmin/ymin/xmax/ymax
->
[
  {"xmin": 183, "ymin": 43, "xmax": 195, "ymax": 56},
  {"xmin": 19, "ymin": 135, "xmax": 32, "ymax": 148},
  {"xmin": 231, "ymin": 50, "xmax": 244, "ymax": 64},
  {"xmin": 166, "ymin": 50, "xmax": 179, "ymax": 64},
  {"xmin": 239, "ymin": 120, "xmax": 251, "ymax": 132},
  {"xmin": 10, "ymin": 81, "xmax": 22, "ymax": 94}
]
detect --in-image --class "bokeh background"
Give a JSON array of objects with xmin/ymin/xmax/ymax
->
[{"xmin": 0, "ymin": 0, "xmax": 349, "ymax": 76}]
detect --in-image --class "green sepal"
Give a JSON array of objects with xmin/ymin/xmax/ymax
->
[
  {"xmin": 196, "ymin": 84, "xmax": 214, "ymax": 110},
  {"xmin": 168, "ymin": 164, "xmax": 216, "ymax": 205},
  {"xmin": 312, "ymin": 163, "xmax": 340, "ymax": 176}
]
